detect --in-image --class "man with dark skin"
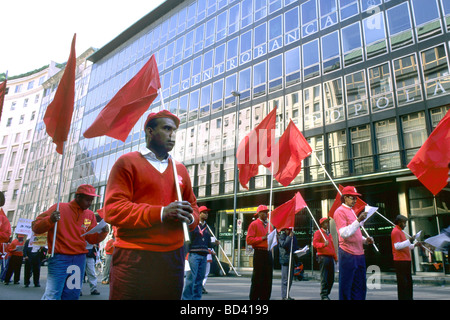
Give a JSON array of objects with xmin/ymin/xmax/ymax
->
[{"xmin": 104, "ymin": 110, "xmax": 199, "ymax": 300}]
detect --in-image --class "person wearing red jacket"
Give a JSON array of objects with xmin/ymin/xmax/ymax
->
[
  {"xmin": 32, "ymin": 184, "xmax": 108, "ymax": 300},
  {"xmin": 104, "ymin": 110, "xmax": 199, "ymax": 300},
  {"xmin": 246, "ymin": 205, "xmax": 273, "ymax": 300},
  {"xmin": 313, "ymin": 217, "xmax": 337, "ymax": 300},
  {"xmin": 4, "ymin": 234, "xmax": 25, "ymax": 285}
]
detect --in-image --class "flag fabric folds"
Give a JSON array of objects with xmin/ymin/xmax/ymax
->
[
  {"xmin": 270, "ymin": 192, "xmax": 307, "ymax": 231},
  {"xmin": 236, "ymin": 107, "xmax": 277, "ymax": 189},
  {"xmin": 0, "ymin": 78, "xmax": 7, "ymax": 122},
  {"xmin": 273, "ymin": 120, "xmax": 312, "ymax": 186},
  {"xmin": 328, "ymin": 185, "xmax": 366, "ymax": 219},
  {"xmin": 83, "ymin": 54, "xmax": 161, "ymax": 142},
  {"xmin": 43, "ymin": 34, "xmax": 77, "ymax": 155},
  {"xmin": 407, "ymin": 109, "xmax": 450, "ymax": 195}
]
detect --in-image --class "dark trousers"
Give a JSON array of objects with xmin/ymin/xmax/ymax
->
[
  {"xmin": 4, "ymin": 255, "xmax": 23, "ymax": 284},
  {"xmin": 318, "ymin": 255, "xmax": 335, "ymax": 299},
  {"xmin": 250, "ymin": 249, "xmax": 273, "ymax": 300},
  {"xmin": 109, "ymin": 247, "xmax": 185, "ymax": 300},
  {"xmin": 394, "ymin": 260, "xmax": 413, "ymax": 300},
  {"xmin": 338, "ymin": 248, "xmax": 366, "ymax": 300},
  {"xmin": 24, "ymin": 253, "xmax": 42, "ymax": 286}
]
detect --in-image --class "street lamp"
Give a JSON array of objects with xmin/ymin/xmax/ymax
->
[{"xmin": 231, "ymin": 90, "xmax": 240, "ymax": 269}]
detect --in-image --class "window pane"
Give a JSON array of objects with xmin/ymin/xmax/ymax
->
[
  {"xmin": 320, "ymin": 0, "xmax": 338, "ymax": 30},
  {"xmin": 214, "ymin": 44, "xmax": 226, "ymax": 76},
  {"xmin": 363, "ymin": 12, "xmax": 387, "ymax": 59},
  {"xmin": 269, "ymin": 54, "xmax": 283, "ymax": 92},
  {"xmin": 302, "ymin": 39, "xmax": 320, "ymax": 80},
  {"xmin": 254, "ymin": 23, "xmax": 267, "ymax": 59},
  {"xmin": 321, "ymin": 31, "xmax": 341, "ymax": 73},
  {"xmin": 269, "ymin": 15, "xmax": 283, "ymax": 52},
  {"xmin": 302, "ymin": 0, "xmax": 318, "ymax": 37},
  {"xmin": 393, "ymin": 54, "xmax": 422, "ymax": 106},
  {"xmin": 420, "ymin": 44, "xmax": 450, "ymax": 98},
  {"xmin": 304, "ymin": 84, "xmax": 322, "ymax": 129},
  {"xmin": 341, "ymin": 22, "xmax": 363, "ymax": 65},
  {"xmin": 238, "ymin": 68, "xmax": 252, "ymax": 101},
  {"xmin": 411, "ymin": 0, "xmax": 442, "ymax": 40},
  {"xmin": 323, "ymin": 78, "xmax": 345, "ymax": 124},
  {"xmin": 253, "ymin": 61, "xmax": 267, "ymax": 98},
  {"xmin": 212, "ymin": 79, "xmax": 224, "ymax": 113},
  {"xmin": 328, "ymin": 130, "xmax": 349, "ymax": 177},
  {"xmin": 189, "ymin": 90, "xmax": 200, "ymax": 121},
  {"xmin": 285, "ymin": 7, "xmax": 300, "ymax": 45},
  {"xmin": 225, "ymin": 74, "xmax": 237, "ymax": 108},
  {"xmin": 386, "ymin": 3, "xmax": 414, "ymax": 50},
  {"xmin": 375, "ymin": 118, "xmax": 400, "ymax": 170},
  {"xmin": 401, "ymin": 112, "xmax": 427, "ymax": 162},
  {"xmin": 285, "ymin": 47, "xmax": 301, "ymax": 86},
  {"xmin": 240, "ymin": 30, "xmax": 252, "ymax": 65},
  {"xmin": 350, "ymin": 124, "xmax": 373, "ymax": 174},
  {"xmin": 368, "ymin": 63, "xmax": 394, "ymax": 113},
  {"xmin": 200, "ymin": 85, "xmax": 211, "ymax": 117},
  {"xmin": 227, "ymin": 37, "xmax": 239, "ymax": 71}
]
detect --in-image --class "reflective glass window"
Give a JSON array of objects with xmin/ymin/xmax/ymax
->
[
  {"xmin": 194, "ymin": 24, "xmax": 205, "ymax": 54},
  {"xmin": 212, "ymin": 79, "xmax": 224, "ymax": 113},
  {"xmin": 441, "ymin": 0, "xmax": 450, "ymax": 30},
  {"xmin": 179, "ymin": 93, "xmax": 189, "ymax": 124},
  {"xmin": 375, "ymin": 118, "xmax": 401, "ymax": 170},
  {"xmin": 302, "ymin": 0, "xmax": 318, "ymax": 37},
  {"xmin": 269, "ymin": 54, "xmax": 283, "ymax": 93},
  {"xmin": 368, "ymin": 63, "xmax": 394, "ymax": 113},
  {"xmin": 205, "ymin": 18, "xmax": 216, "ymax": 48},
  {"xmin": 307, "ymin": 135, "xmax": 325, "ymax": 181},
  {"xmin": 187, "ymin": 2, "xmax": 197, "ymax": 28},
  {"xmin": 285, "ymin": 90, "xmax": 303, "ymax": 131},
  {"xmin": 303, "ymin": 84, "xmax": 322, "ymax": 129},
  {"xmin": 239, "ymin": 67, "xmax": 252, "ymax": 101},
  {"xmin": 255, "ymin": 0, "xmax": 267, "ymax": 21},
  {"xmin": 253, "ymin": 61, "xmax": 267, "ymax": 98},
  {"xmin": 350, "ymin": 124, "xmax": 373, "ymax": 174},
  {"xmin": 228, "ymin": 4, "xmax": 240, "ymax": 36},
  {"xmin": 254, "ymin": 23, "xmax": 267, "ymax": 59},
  {"xmin": 302, "ymin": 39, "xmax": 320, "ymax": 80},
  {"xmin": 160, "ymin": 20, "xmax": 168, "ymax": 46},
  {"xmin": 269, "ymin": 15, "xmax": 283, "ymax": 53},
  {"xmin": 227, "ymin": 37, "xmax": 239, "ymax": 71},
  {"xmin": 360, "ymin": 0, "xmax": 381, "ymax": 12},
  {"xmin": 363, "ymin": 12, "xmax": 387, "ymax": 59},
  {"xmin": 192, "ymin": 56, "xmax": 202, "ymax": 87},
  {"xmin": 171, "ymin": 66, "xmax": 181, "ymax": 95},
  {"xmin": 214, "ymin": 44, "xmax": 226, "ymax": 76},
  {"xmin": 269, "ymin": 0, "xmax": 282, "ymax": 13},
  {"xmin": 207, "ymin": 0, "xmax": 216, "ymax": 16},
  {"xmin": 181, "ymin": 60, "xmax": 192, "ymax": 91},
  {"xmin": 323, "ymin": 77, "xmax": 345, "ymax": 125},
  {"xmin": 174, "ymin": 37, "xmax": 184, "ymax": 65},
  {"xmin": 328, "ymin": 130, "xmax": 349, "ymax": 178},
  {"xmin": 197, "ymin": 0, "xmax": 206, "ymax": 22},
  {"xmin": 169, "ymin": 98, "xmax": 178, "ymax": 116},
  {"xmin": 189, "ymin": 89, "xmax": 200, "ymax": 121},
  {"xmin": 341, "ymin": 22, "xmax": 363, "ymax": 66},
  {"xmin": 241, "ymin": 0, "xmax": 253, "ymax": 28},
  {"xmin": 165, "ymin": 41, "xmax": 174, "ymax": 69},
  {"xmin": 339, "ymin": 0, "xmax": 359, "ymax": 21},
  {"xmin": 177, "ymin": 7, "xmax": 187, "ymax": 33},
  {"xmin": 411, "ymin": 0, "xmax": 442, "ymax": 41},
  {"xmin": 321, "ymin": 31, "xmax": 341, "ymax": 74},
  {"xmin": 393, "ymin": 54, "xmax": 422, "ymax": 106},
  {"xmin": 184, "ymin": 30, "xmax": 194, "ymax": 58},
  {"xmin": 203, "ymin": 49, "xmax": 214, "ymax": 82},
  {"xmin": 319, "ymin": 0, "xmax": 338, "ymax": 30},
  {"xmin": 420, "ymin": 44, "xmax": 450, "ymax": 98},
  {"xmin": 225, "ymin": 74, "xmax": 237, "ymax": 108},
  {"xmin": 386, "ymin": 2, "xmax": 414, "ymax": 50},
  {"xmin": 401, "ymin": 112, "xmax": 427, "ymax": 162},
  {"xmin": 240, "ymin": 30, "xmax": 252, "ymax": 65},
  {"xmin": 285, "ymin": 47, "xmax": 301, "ymax": 87},
  {"xmin": 200, "ymin": 84, "xmax": 211, "ymax": 117},
  {"xmin": 168, "ymin": 15, "xmax": 178, "ymax": 40},
  {"xmin": 217, "ymin": 11, "xmax": 228, "ymax": 41},
  {"xmin": 345, "ymin": 70, "xmax": 369, "ymax": 119},
  {"xmin": 285, "ymin": 7, "xmax": 300, "ymax": 45}
]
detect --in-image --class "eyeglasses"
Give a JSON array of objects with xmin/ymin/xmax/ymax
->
[{"xmin": 345, "ymin": 196, "xmax": 357, "ymax": 201}]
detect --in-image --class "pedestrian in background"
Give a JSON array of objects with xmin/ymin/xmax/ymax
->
[{"xmin": 278, "ymin": 227, "xmax": 299, "ymax": 300}]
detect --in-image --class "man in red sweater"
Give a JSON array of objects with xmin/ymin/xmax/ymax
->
[
  {"xmin": 246, "ymin": 205, "xmax": 272, "ymax": 300},
  {"xmin": 32, "ymin": 184, "xmax": 108, "ymax": 299},
  {"xmin": 104, "ymin": 110, "xmax": 199, "ymax": 300},
  {"xmin": 313, "ymin": 217, "xmax": 337, "ymax": 300},
  {"xmin": 391, "ymin": 215, "xmax": 422, "ymax": 300}
]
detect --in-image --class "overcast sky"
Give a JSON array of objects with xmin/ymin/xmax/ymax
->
[{"xmin": 1, "ymin": 0, "xmax": 166, "ymax": 77}]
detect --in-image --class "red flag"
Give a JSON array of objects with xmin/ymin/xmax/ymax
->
[
  {"xmin": 273, "ymin": 120, "xmax": 312, "ymax": 186},
  {"xmin": 328, "ymin": 185, "xmax": 366, "ymax": 218},
  {"xmin": 270, "ymin": 192, "xmax": 307, "ymax": 231},
  {"xmin": 407, "ymin": 109, "xmax": 450, "ymax": 195},
  {"xmin": 43, "ymin": 34, "xmax": 77, "ymax": 154},
  {"xmin": 0, "ymin": 78, "xmax": 7, "ymax": 122},
  {"xmin": 236, "ymin": 107, "xmax": 277, "ymax": 189},
  {"xmin": 83, "ymin": 54, "xmax": 161, "ymax": 142}
]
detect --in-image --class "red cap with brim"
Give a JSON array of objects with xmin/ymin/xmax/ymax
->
[
  {"xmin": 75, "ymin": 184, "xmax": 100, "ymax": 197},
  {"xmin": 199, "ymin": 206, "xmax": 211, "ymax": 213},
  {"xmin": 319, "ymin": 217, "xmax": 329, "ymax": 225},
  {"xmin": 144, "ymin": 110, "xmax": 180, "ymax": 129},
  {"xmin": 254, "ymin": 205, "xmax": 269, "ymax": 216},
  {"xmin": 341, "ymin": 186, "xmax": 361, "ymax": 196}
]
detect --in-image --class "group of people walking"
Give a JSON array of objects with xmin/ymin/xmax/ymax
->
[{"xmin": 0, "ymin": 110, "xmax": 425, "ymax": 301}]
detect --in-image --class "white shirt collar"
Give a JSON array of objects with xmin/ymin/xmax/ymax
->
[{"xmin": 139, "ymin": 147, "xmax": 169, "ymax": 163}]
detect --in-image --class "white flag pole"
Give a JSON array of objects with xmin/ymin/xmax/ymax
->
[
  {"xmin": 51, "ymin": 141, "xmax": 66, "ymax": 257},
  {"xmin": 171, "ymin": 156, "xmax": 190, "ymax": 244},
  {"xmin": 206, "ymin": 224, "xmax": 241, "ymax": 276},
  {"xmin": 312, "ymin": 151, "xmax": 379, "ymax": 252}
]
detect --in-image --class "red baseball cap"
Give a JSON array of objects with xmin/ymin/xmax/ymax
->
[
  {"xmin": 144, "ymin": 109, "xmax": 180, "ymax": 129},
  {"xmin": 75, "ymin": 184, "xmax": 100, "ymax": 197},
  {"xmin": 341, "ymin": 186, "xmax": 361, "ymax": 196},
  {"xmin": 199, "ymin": 206, "xmax": 211, "ymax": 213},
  {"xmin": 254, "ymin": 205, "xmax": 269, "ymax": 216},
  {"xmin": 319, "ymin": 217, "xmax": 329, "ymax": 225}
]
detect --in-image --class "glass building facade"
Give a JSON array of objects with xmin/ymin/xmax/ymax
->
[{"xmin": 75, "ymin": 0, "xmax": 449, "ymax": 273}]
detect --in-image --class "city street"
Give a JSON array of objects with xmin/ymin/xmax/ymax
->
[{"xmin": 0, "ymin": 265, "xmax": 448, "ymax": 301}]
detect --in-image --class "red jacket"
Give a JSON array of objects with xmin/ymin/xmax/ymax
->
[
  {"xmin": 246, "ymin": 219, "xmax": 269, "ymax": 250},
  {"xmin": 8, "ymin": 239, "xmax": 24, "ymax": 257},
  {"xmin": 313, "ymin": 229, "xmax": 337, "ymax": 261},
  {"xmin": 0, "ymin": 208, "xmax": 11, "ymax": 243},
  {"xmin": 391, "ymin": 225, "xmax": 411, "ymax": 261},
  {"xmin": 104, "ymin": 152, "xmax": 199, "ymax": 252},
  {"xmin": 32, "ymin": 200, "xmax": 107, "ymax": 255},
  {"xmin": 104, "ymin": 238, "xmax": 114, "ymax": 255}
]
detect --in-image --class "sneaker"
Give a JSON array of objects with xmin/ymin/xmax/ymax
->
[
  {"xmin": 91, "ymin": 289, "xmax": 100, "ymax": 295},
  {"xmin": 101, "ymin": 281, "xmax": 109, "ymax": 285}
]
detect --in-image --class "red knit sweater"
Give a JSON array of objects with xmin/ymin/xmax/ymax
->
[
  {"xmin": 246, "ymin": 219, "xmax": 269, "ymax": 250},
  {"xmin": 104, "ymin": 151, "xmax": 199, "ymax": 252}
]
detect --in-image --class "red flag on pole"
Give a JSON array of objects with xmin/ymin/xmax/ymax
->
[
  {"xmin": 0, "ymin": 78, "xmax": 7, "ymax": 122},
  {"xmin": 270, "ymin": 192, "xmax": 307, "ymax": 231},
  {"xmin": 236, "ymin": 107, "xmax": 277, "ymax": 189},
  {"xmin": 328, "ymin": 184, "xmax": 366, "ymax": 219},
  {"xmin": 83, "ymin": 54, "xmax": 161, "ymax": 142},
  {"xmin": 273, "ymin": 120, "xmax": 312, "ymax": 186},
  {"xmin": 407, "ymin": 109, "xmax": 450, "ymax": 195},
  {"xmin": 43, "ymin": 34, "xmax": 77, "ymax": 154}
]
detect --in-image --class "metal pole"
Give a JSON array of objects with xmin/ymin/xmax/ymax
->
[{"xmin": 231, "ymin": 91, "xmax": 240, "ymax": 269}]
